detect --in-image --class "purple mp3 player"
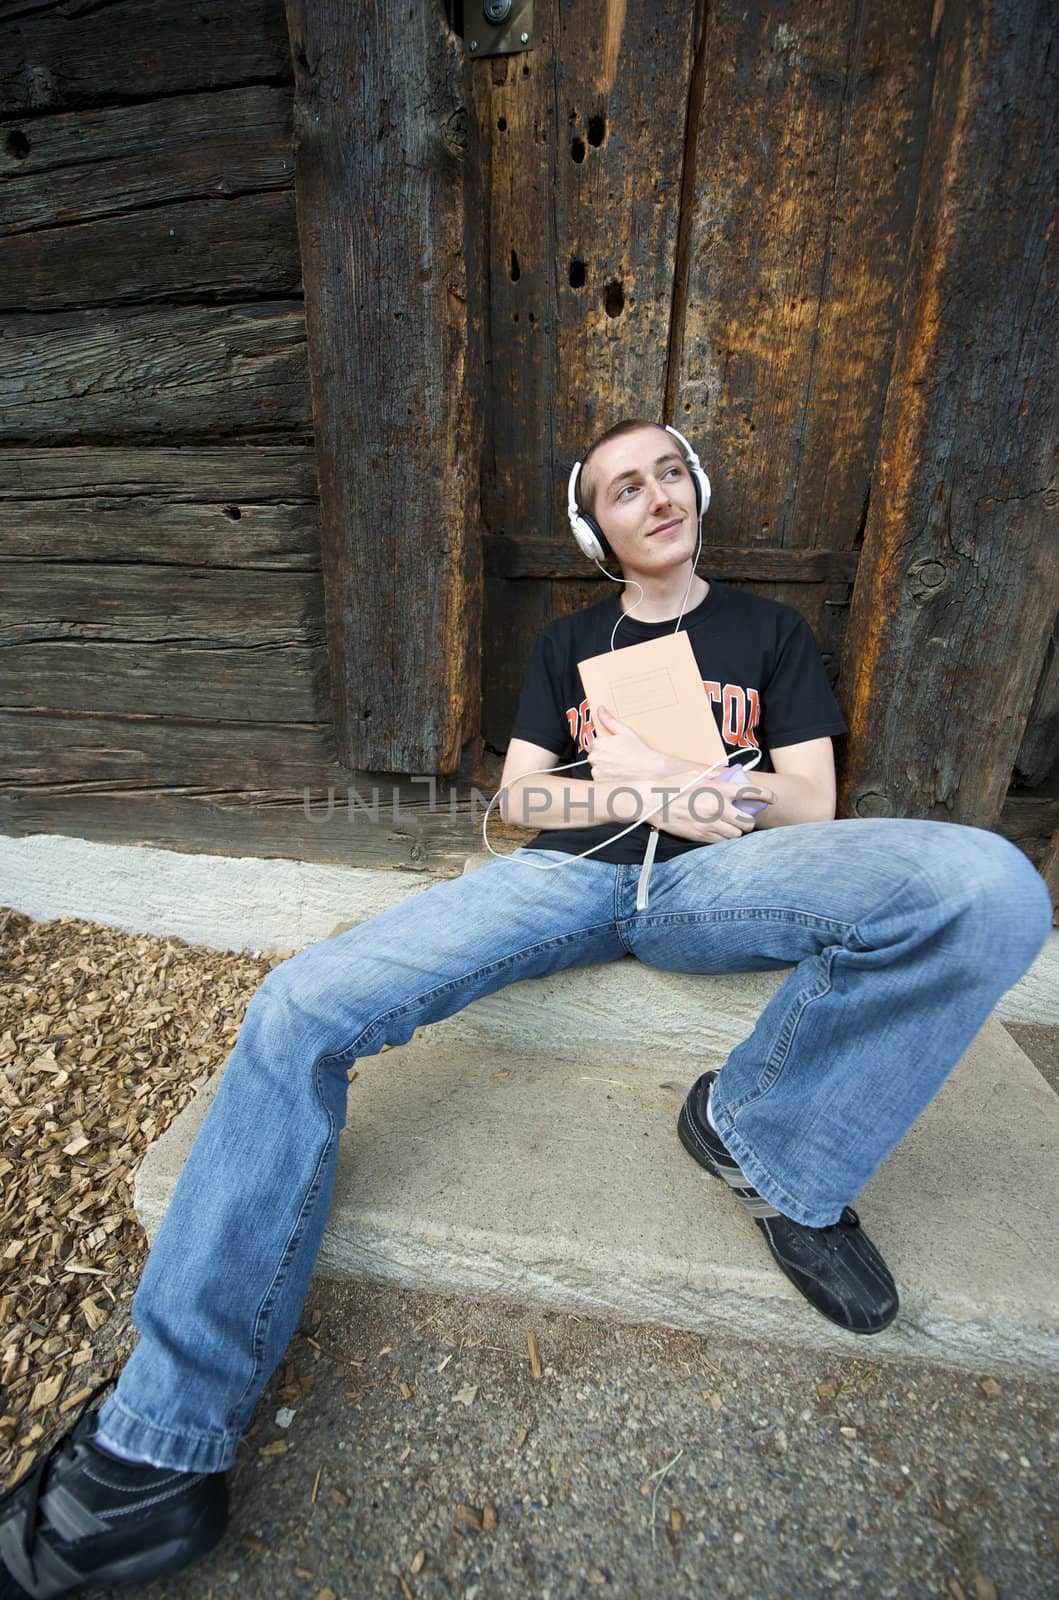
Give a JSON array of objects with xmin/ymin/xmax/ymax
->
[{"xmin": 714, "ymin": 763, "xmax": 769, "ymax": 816}]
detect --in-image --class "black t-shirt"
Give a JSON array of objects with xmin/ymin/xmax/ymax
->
[{"xmin": 509, "ymin": 581, "xmax": 847, "ymax": 865}]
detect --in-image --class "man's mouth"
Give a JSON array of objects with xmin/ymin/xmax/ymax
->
[{"xmin": 647, "ymin": 517, "xmax": 684, "ymax": 538}]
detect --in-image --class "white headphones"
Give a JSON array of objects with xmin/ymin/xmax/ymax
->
[{"xmin": 566, "ymin": 423, "xmax": 712, "ymax": 563}]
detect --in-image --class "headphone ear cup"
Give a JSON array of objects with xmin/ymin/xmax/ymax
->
[
  {"xmin": 570, "ymin": 511, "xmax": 607, "ymax": 564},
  {"xmin": 691, "ymin": 466, "xmax": 711, "ymax": 518}
]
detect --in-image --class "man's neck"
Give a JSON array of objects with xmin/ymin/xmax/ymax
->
[{"xmin": 618, "ymin": 569, "xmax": 709, "ymax": 623}]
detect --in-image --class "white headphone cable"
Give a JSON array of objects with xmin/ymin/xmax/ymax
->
[{"xmin": 480, "ymin": 746, "xmax": 762, "ymax": 870}]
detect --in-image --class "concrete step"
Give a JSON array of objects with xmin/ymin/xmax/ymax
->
[{"xmin": 135, "ymin": 967, "xmax": 1059, "ymax": 1376}]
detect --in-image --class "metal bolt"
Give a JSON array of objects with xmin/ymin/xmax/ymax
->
[
  {"xmin": 520, "ymin": 31, "xmax": 530, "ymax": 43},
  {"xmin": 469, "ymin": 39, "xmax": 478, "ymax": 51}
]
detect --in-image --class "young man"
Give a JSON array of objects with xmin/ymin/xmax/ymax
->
[{"xmin": 1, "ymin": 421, "xmax": 1050, "ymax": 1598}]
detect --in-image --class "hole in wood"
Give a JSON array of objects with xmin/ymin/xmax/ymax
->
[
  {"xmin": 587, "ymin": 115, "xmax": 606, "ymax": 147},
  {"xmin": 509, "ymin": 248, "xmax": 521, "ymax": 282},
  {"xmin": 222, "ymin": 505, "xmax": 242, "ymax": 521},
  {"xmin": 569, "ymin": 258, "xmax": 586, "ymax": 289},
  {"xmin": 5, "ymin": 130, "xmax": 30, "ymax": 159},
  {"xmin": 512, "ymin": 312, "xmax": 520, "ymax": 322},
  {"xmin": 603, "ymin": 280, "xmax": 624, "ymax": 318},
  {"xmin": 571, "ymin": 136, "xmax": 586, "ymax": 164},
  {"xmin": 528, "ymin": 312, "xmax": 536, "ymax": 324},
  {"xmin": 497, "ymin": 116, "xmax": 507, "ymax": 131}
]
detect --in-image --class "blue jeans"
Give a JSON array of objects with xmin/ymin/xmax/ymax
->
[{"xmin": 97, "ymin": 818, "xmax": 1051, "ymax": 1471}]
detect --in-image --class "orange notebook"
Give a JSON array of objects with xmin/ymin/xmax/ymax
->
[{"xmin": 577, "ymin": 630, "xmax": 727, "ymax": 768}]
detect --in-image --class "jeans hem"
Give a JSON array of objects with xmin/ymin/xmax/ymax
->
[
  {"xmin": 95, "ymin": 1393, "xmax": 239, "ymax": 1475},
  {"xmin": 708, "ymin": 1098, "xmax": 846, "ymax": 1228}
]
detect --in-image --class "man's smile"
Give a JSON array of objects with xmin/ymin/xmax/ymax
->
[{"xmin": 647, "ymin": 516, "xmax": 685, "ymax": 538}]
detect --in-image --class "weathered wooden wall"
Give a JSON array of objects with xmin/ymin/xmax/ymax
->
[
  {"xmin": 1, "ymin": 0, "xmax": 1055, "ymax": 897},
  {"xmin": 0, "ymin": 1, "xmax": 496, "ymax": 873}
]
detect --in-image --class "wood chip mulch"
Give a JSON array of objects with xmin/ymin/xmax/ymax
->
[{"xmin": 0, "ymin": 906, "xmax": 287, "ymax": 1489}]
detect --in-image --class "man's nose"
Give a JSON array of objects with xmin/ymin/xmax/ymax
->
[{"xmin": 646, "ymin": 476, "xmax": 671, "ymax": 509}]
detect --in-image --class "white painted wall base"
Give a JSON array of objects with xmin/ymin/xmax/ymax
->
[{"xmin": 1, "ymin": 831, "xmax": 1056, "ymax": 1024}]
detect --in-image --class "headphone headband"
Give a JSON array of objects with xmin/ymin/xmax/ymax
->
[{"xmin": 567, "ymin": 423, "xmax": 711, "ymax": 564}]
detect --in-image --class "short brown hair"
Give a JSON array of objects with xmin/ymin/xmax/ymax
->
[{"xmin": 576, "ymin": 417, "xmax": 662, "ymax": 517}]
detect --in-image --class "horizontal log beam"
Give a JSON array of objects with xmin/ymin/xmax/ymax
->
[
  {"xmin": 483, "ymin": 534, "xmax": 859, "ymax": 585},
  {"xmin": 1, "ymin": 562, "xmax": 322, "ymax": 647},
  {"xmin": 0, "ymin": 446, "xmax": 319, "ymax": 501},
  {"xmin": 0, "ymin": 778, "xmax": 517, "ymax": 876},
  {"xmin": 2, "ymin": 304, "xmax": 310, "ymax": 443},
  {"xmin": 1, "ymin": 0, "xmax": 291, "ymax": 115},
  {"xmin": 1, "ymin": 641, "xmax": 326, "ymax": 723},
  {"xmin": 0, "ymin": 86, "xmax": 293, "ymax": 236}
]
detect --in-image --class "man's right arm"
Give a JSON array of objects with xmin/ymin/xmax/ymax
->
[{"xmin": 497, "ymin": 737, "xmax": 763, "ymax": 844}]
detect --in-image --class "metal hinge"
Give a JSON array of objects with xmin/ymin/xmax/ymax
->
[{"xmin": 464, "ymin": 0, "xmax": 533, "ymax": 58}]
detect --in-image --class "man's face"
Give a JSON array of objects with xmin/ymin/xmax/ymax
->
[{"xmin": 586, "ymin": 426, "xmax": 699, "ymax": 578}]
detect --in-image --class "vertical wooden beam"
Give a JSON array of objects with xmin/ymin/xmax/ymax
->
[
  {"xmin": 839, "ymin": 0, "xmax": 1058, "ymax": 826},
  {"xmin": 286, "ymin": 0, "xmax": 483, "ymax": 773}
]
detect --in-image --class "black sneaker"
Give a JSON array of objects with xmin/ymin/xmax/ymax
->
[
  {"xmin": 0, "ymin": 1384, "xmax": 228, "ymax": 1599},
  {"xmin": 678, "ymin": 1071, "xmax": 899, "ymax": 1335}
]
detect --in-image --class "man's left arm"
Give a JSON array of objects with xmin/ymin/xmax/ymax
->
[{"xmin": 751, "ymin": 737, "xmax": 836, "ymax": 829}]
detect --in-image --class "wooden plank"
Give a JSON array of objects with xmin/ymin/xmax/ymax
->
[
  {"xmin": 0, "ymin": 779, "xmax": 512, "ymax": 875},
  {"xmin": 672, "ymin": 1, "xmax": 934, "ymax": 554},
  {"xmin": 839, "ymin": 0, "xmax": 1059, "ymax": 827},
  {"xmin": 0, "ymin": 194, "xmax": 301, "ymax": 310},
  {"xmin": 483, "ymin": 534, "xmax": 859, "ymax": 584},
  {"xmin": 286, "ymin": 0, "xmax": 484, "ymax": 773},
  {"xmin": 0, "ymin": 446, "xmax": 319, "ymax": 500},
  {"xmin": 471, "ymin": 0, "xmax": 698, "ymax": 540},
  {"xmin": 0, "ymin": 789, "xmax": 498, "ymax": 873},
  {"xmin": 1, "ymin": 641, "xmax": 326, "ymax": 723},
  {"xmin": 0, "ymin": 710, "xmax": 337, "ymax": 787},
  {"xmin": 1, "ymin": 707, "xmax": 504, "ymax": 806},
  {"xmin": 1, "ymin": 0, "xmax": 291, "ymax": 114},
  {"xmin": 1, "ymin": 563, "xmax": 322, "ymax": 646},
  {"xmin": 0, "ymin": 495, "xmax": 319, "ymax": 569},
  {"xmin": 0, "ymin": 87, "xmax": 293, "ymax": 236},
  {"xmin": 1, "ymin": 304, "xmax": 311, "ymax": 442}
]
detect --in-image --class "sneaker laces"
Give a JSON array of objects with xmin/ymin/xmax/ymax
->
[{"xmin": 3, "ymin": 1375, "xmax": 116, "ymax": 1585}]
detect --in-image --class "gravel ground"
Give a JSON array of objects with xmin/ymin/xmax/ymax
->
[{"xmin": 110, "ymin": 1279, "xmax": 1057, "ymax": 1600}]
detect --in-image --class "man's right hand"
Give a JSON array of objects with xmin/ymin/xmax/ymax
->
[{"xmin": 641, "ymin": 773, "xmax": 775, "ymax": 844}]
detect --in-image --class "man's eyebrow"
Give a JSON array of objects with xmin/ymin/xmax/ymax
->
[{"xmin": 603, "ymin": 451, "xmax": 684, "ymax": 495}]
